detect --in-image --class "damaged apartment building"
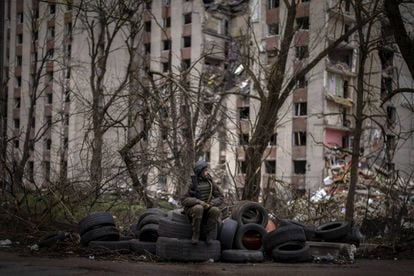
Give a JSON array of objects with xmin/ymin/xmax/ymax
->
[
  {"xmin": 139, "ymin": 0, "xmax": 413, "ymax": 196},
  {"xmin": 1, "ymin": 0, "xmax": 413, "ymax": 197}
]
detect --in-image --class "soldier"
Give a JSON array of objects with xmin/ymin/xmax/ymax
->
[{"xmin": 182, "ymin": 160, "xmax": 224, "ymax": 244}]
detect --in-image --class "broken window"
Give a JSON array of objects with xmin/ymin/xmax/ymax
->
[
  {"xmin": 44, "ymin": 161, "xmax": 51, "ymax": 181},
  {"xmin": 296, "ymin": 46, "xmax": 309, "ymax": 60},
  {"xmin": 386, "ymin": 106, "xmax": 396, "ymax": 124},
  {"xmin": 181, "ymin": 59, "xmax": 191, "ymax": 70},
  {"xmin": 14, "ymin": 97, "xmax": 21, "ymax": 108},
  {"xmin": 268, "ymin": 23, "xmax": 279, "ymax": 35},
  {"xmin": 163, "ymin": 40, "xmax": 171, "ymax": 50},
  {"xmin": 16, "ymin": 76, "xmax": 22, "ymax": 88},
  {"xmin": 16, "ymin": 12, "xmax": 23, "ymax": 23},
  {"xmin": 17, "ymin": 33, "xmax": 23, "ymax": 44},
  {"xmin": 144, "ymin": 43, "xmax": 151, "ymax": 54},
  {"xmin": 267, "ymin": 0, "xmax": 279, "ymax": 9},
  {"xmin": 163, "ymin": 17, "xmax": 171, "ymax": 28},
  {"xmin": 184, "ymin": 13, "xmax": 192, "ymax": 24},
  {"xmin": 294, "ymin": 102, "xmax": 307, "ymax": 116},
  {"xmin": 14, "ymin": 139, "xmax": 19, "ymax": 148},
  {"xmin": 386, "ymin": 134, "xmax": 396, "ymax": 151},
  {"xmin": 296, "ymin": 17, "xmax": 310, "ymax": 30},
  {"xmin": 296, "ymin": 76, "xmax": 307, "ymax": 88},
  {"xmin": 265, "ymin": 160, "xmax": 276, "ymax": 174},
  {"xmin": 49, "ymin": 4, "xmax": 56, "ymax": 15},
  {"xmin": 64, "ymin": 23, "xmax": 72, "ymax": 36},
  {"xmin": 238, "ymin": 161, "xmax": 247, "ymax": 174},
  {"xmin": 46, "ymin": 139, "xmax": 52, "ymax": 150},
  {"xmin": 269, "ymin": 133, "xmax": 277, "ymax": 146},
  {"xmin": 46, "ymin": 93, "xmax": 53, "ymax": 104},
  {"xmin": 16, "ymin": 55, "xmax": 22, "ymax": 66},
  {"xmin": 239, "ymin": 107, "xmax": 250, "ymax": 120},
  {"xmin": 144, "ymin": 21, "xmax": 151, "ymax": 32},
  {"xmin": 145, "ymin": 0, "xmax": 152, "ymax": 10},
  {"xmin": 162, "ymin": 62, "xmax": 169, "ymax": 72},
  {"xmin": 327, "ymin": 72, "xmax": 345, "ymax": 97},
  {"xmin": 293, "ymin": 160, "xmax": 306, "ymax": 174},
  {"xmin": 47, "ymin": 27, "xmax": 55, "ymax": 39},
  {"xmin": 239, "ymin": 133, "xmax": 249, "ymax": 146},
  {"xmin": 14, "ymin": 119, "xmax": 20, "ymax": 129},
  {"xmin": 293, "ymin": 131, "xmax": 306, "ymax": 146},
  {"xmin": 183, "ymin": 36, "xmax": 191, "ymax": 48}
]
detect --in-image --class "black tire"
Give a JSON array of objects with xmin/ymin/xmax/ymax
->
[
  {"xmin": 138, "ymin": 223, "xmax": 159, "ymax": 242},
  {"xmin": 333, "ymin": 226, "xmax": 364, "ymax": 246},
  {"xmin": 263, "ymin": 225, "xmax": 306, "ymax": 253},
  {"xmin": 137, "ymin": 214, "xmax": 161, "ymax": 230},
  {"xmin": 278, "ymin": 219, "xmax": 316, "ymax": 241},
  {"xmin": 219, "ymin": 218, "xmax": 238, "ymax": 250},
  {"xmin": 129, "ymin": 239, "xmax": 157, "ymax": 255},
  {"xmin": 88, "ymin": 240, "xmax": 131, "ymax": 251},
  {"xmin": 231, "ymin": 201, "xmax": 268, "ymax": 227},
  {"xmin": 38, "ymin": 232, "xmax": 67, "ymax": 247},
  {"xmin": 169, "ymin": 209, "xmax": 190, "ymax": 224},
  {"xmin": 158, "ymin": 217, "xmax": 192, "ymax": 239},
  {"xmin": 221, "ymin": 249, "xmax": 264, "ymax": 263},
  {"xmin": 234, "ymin": 223, "xmax": 267, "ymax": 250},
  {"xmin": 80, "ymin": 226, "xmax": 120, "ymax": 246},
  {"xmin": 315, "ymin": 221, "xmax": 351, "ymax": 241},
  {"xmin": 137, "ymin": 208, "xmax": 166, "ymax": 225},
  {"xmin": 78, "ymin": 212, "xmax": 115, "ymax": 235},
  {"xmin": 272, "ymin": 241, "xmax": 310, "ymax": 262},
  {"xmin": 156, "ymin": 237, "xmax": 221, "ymax": 262}
]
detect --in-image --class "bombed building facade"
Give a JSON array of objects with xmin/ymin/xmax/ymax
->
[{"xmin": 1, "ymin": 0, "xmax": 413, "ymax": 199}]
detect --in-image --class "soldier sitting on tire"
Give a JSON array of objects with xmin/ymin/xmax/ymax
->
[{"xmin": 182, "ymin": 160, "xmax": 224, "ymax": 244}]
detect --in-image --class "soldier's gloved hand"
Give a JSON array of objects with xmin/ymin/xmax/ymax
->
[{"xmin": 201, "ymin": 202, "xmax": 210, "ymax": 209}]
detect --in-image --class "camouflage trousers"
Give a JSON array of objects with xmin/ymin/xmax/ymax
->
[{"xmin": 185, "ymin": 204, "xmax": 220, "ymax": 241}]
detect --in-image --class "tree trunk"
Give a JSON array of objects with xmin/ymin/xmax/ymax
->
[
  {"xmin": 345, "ymin": 0, "xmax": 370, "ymax": 222},
  {"xmin": 90, "ymin": 127, "xmax": 103, "ymax": 194}
]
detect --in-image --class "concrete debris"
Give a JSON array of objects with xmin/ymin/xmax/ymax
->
[
  {"xmin": 0, "ymin": 239, "xmax": 12, "ymax": 247},
  {"xmin": 29, "ymin": 244, "xmax": 39, "ymax": 251},
  {"xmin": 308, "ymin": 242, "xmax": 356, "ymax": 264}
]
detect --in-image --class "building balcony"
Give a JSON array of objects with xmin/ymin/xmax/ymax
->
[
  {"xmin": 15, "ymin": 45, "xmax": 22, "ymax": 55},
  {"xmin": 183, "ymin": 24, "xmax": 192, "ymax": 37},
  {"xmin": 64, "ymin": 11, "xmax": 72, "ymax": 23},
  {"xmin": 327, "ymin": 0, "xmax": 355, "ymax": 23},
  {"xmin": 296, "ymin": 1, "xmax": 310, "ymax": 17},
  {"xmin": 181, "ymin": 47, "xmax": 191, "ymax": 60},
  {"xmin": 325, "ymin": 58, "xmax": 356, "ymax": 77},
  {"xmin": 295, "ymin": 30, "xmax": 309, "ymax": 46},
  {"xmin": 265, "ymin": 36, "xmax": 279, "ymax": 52},
  {"xmin": 292, "ymin": 146, "xmax": 306, "ymax": 159},
  {"xmin": 266, "ymin": 8, "xmax": 279, "ymax": 24},
  {"xmin": 324, "ymin": 89, "xmax": 354, "ymax": 108}
]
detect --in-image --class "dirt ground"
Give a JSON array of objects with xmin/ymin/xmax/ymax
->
[{"xmin": 1, "ymin": 251, "xmax": 414, "ymax": 276}]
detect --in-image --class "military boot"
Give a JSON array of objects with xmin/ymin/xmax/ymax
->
[
  {"xmin": 205, "ymin": 223, "xmax": 217, "ymax": 245},
  {"xmin": 191, "ymin": 217, "xmax": 201, "ymax": 244}
]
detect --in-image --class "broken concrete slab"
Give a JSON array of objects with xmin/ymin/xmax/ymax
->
[{"xmin": 308, "ymin": 241, "xmax": 356, "ymax": 263}]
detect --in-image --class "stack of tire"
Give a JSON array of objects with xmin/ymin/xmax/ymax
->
[
  {"xmin": 155, "ymin": 208, "xmax": 221, "ymax": 262},
  {"xmin": 264, "ymin": 219, "xmax": 314, "ymax": 262},
  {"xmin": 78, "ymin": 212, "xmax": 120, "ymax": 246},
  {"xmin": 134, "ymin": 208, "xmax": 166, "ymax": 243},
  {"xmin": 219, "ymin": 201, "xmax": 269, "ymax": 263}
]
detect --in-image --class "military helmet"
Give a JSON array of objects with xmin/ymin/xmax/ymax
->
[{"xmin": 193, "ymin": 160, "xmax": 208, "ymax": 176}]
